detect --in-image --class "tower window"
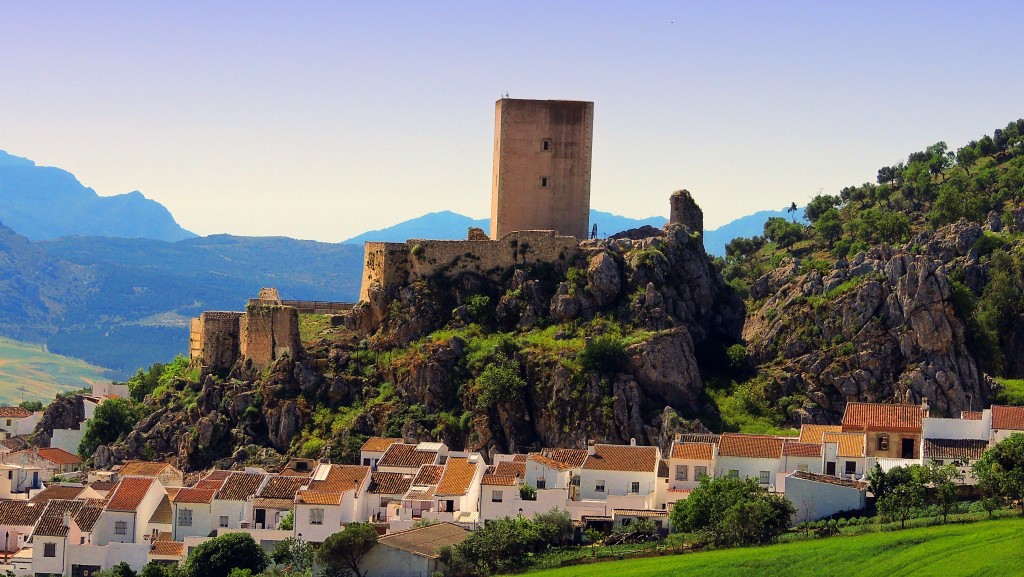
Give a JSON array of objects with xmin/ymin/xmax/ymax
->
[
  {"xmin": 540, "ymin": 177, "xmax": 549, "ymax": 188},
  {"xmin": 541, "ymin": 139, "xmax": 552, "ymax": 151}
]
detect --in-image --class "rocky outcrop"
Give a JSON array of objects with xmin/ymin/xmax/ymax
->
[
  {"xmin": 30, "ymin": 394, "xmax": 87, "ymax": 447},
  {"xmin": 745, "ymin": 231, "xmax": 990, "ymax": 422}
]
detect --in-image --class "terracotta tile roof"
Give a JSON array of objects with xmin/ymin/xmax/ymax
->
[
  {"xmin": 790, "ymin": 470, "xmax": 868, "ymax": 489},
  {"xmin": 107, "ymin": 477, "xmax": 156, "ymax": 511},
  {"xmin": 717, "ymin": 434, "xmax": 784, "ymax": 459},
  {"xmin": 841, "ymin": 402, "xmax": 926, "ymax": 432},
  {"xmin": 0, "ymin": 500, "xmax": 43, "ymax": 526},
  {"xmin": 257, "ymin": 475, "xmax": 307, "ymax": 500},
  {"xmin": 405, "ymin": 487, "xmax": 436, "ymax": 501},
  {"xmin": 32, "ymin": 499, "xmax": 84, "ymax": 538},
  {"xmin": 11, "ymin": 448, "xmax": 82, "ymax": 466},
  {"xmin": 74, "ymin": 502, "xmax": 103, "ymax": 533},
  {"xmin": 658, "ymin": 459, "xmax": 669, "ymax": 478},
  {"xmin": 295, "ymin": 464, "xmax": 369, "ymax": 505},
  {"xmin": 89, "ymin": 481, "xmax": 118, "ymax": 494},
  {"xmin": 173, "ymin": 487, "xmax": 218, "ymax": 504},
  {"xmin": 436, "ymin": 457, "xmax": 477, "ymax": 496},
  {"xmin": 992, "ymin": 405, "xmax": 1024, "ymax": 430},
  {"xmin": 0, "ymin": 407, "xmax": 33, "ymax": 418},
  {"xmin": 377, "ymin": 522, "xmax": 469, "ymax": 558},
  {"xmin": 30, "ymin": 485, "xmax": 85, "ymax": 504},
  {"xmin": 582, "ymin": 445, "xmax": 659, "ymax": 473},
  {"xmin": 1, "ymin": 437, "xmax": 27, "ymax": 451},
  {"xmin": 675, "ymin": 433, "xmax": 721, "ymax": 445},
  {"xmin": 961, "ymin": 411, "xmax": 983, "ymax": 420},
  {"xmin": 413, "ymin": 465, "xmax": 444, "ymax": 486},
  {"xmin": 253, "ymin": 497, "xmax": 294, "ymax": 510},
  {"xmin": 511, "ymin": 454, "xmax": 527, "ymax": 462},
  {"xmin": 481, "ymin": 472, "xmax": 519, "ymax": 486},
  {"xmin": 541, "ymin": 448, "xmax": 589, "ymax": 469},
  {"xmin": 493, "ymin": 461, "xmax": 525, "ymax": 477},
  {"xmin": 118, "ymin": 461, "xmax": 177, "ymax": 477},
  {"xmin": 202, "ymin": 470, "xmax": 233, "ymax": 481},
  {"xmin": 216, "ymin": 472, "xmax": 267, "ymax": 501},
  {"xmin": 378, "ymin": 444, "xmax": 438, "ymax": 469},
  {"xmin": 368, "ymin": 472, "xmax": 413, "ymax": 495},
  {"xmin": 923, "ymin": 438, "xmax": 989, "ymax": 461},
  {"xmin": 361, "ymin": 437, "xmax": 401, "ymax": 453},
  {"xmin": 798, "ymin": 424, "xmax": 842, "ymax": 443},
  {"xmin": 670, "ymin": 442, "xmax": 714, "ymax": 461},
  {"xmin": 612, "ymin": 508, "xmax": 669, "ymax": 517},
  {"xmin": 150, "ymin": 540, "xmax": 185, "ymax": 557},
  {"xmin": 149, "ymin": 495, "xmax": 173, "ymax": 525},
  {"xmin": 823, "ymin": 432, "xmax": 867, "ymax": 458},
  {"xmin": 783, "ymin": 441, "xmax": 823, "ymax": 457}
]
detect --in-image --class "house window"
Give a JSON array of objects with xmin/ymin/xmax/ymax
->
[
  {"xmin": 934, "ymin": 459, "xmax": 944, "ymax": 466},
  {"xmin": 759, "ymin": 471, "xmax": 770, "ymax": 485},
  {"xmin": 219, "ymin": 516, "xmax": 229, "ymax": 528},
  {"xmin": 5, "ymin": 420, "xmax": 10, "ymax": 426},
  {"xmin": 80, "ymin": 537, "xmax": 85, "ymax": 544},
  {"xmin": 845, "ymin": 461, "xmax": 857, "ymax": 475},
  {"xmin": 115, "ymin": 521, "xmax": 127, "ymax": 535},
  {"xmin": 878, "ymin": 435, "xmax": 889, "ymax": 451},
  {"xmin": 541, "ymin": 139, "xmax": 552, "ymax": 151},
  {"xmin": 44, "ymin": 542, "xmax": 56, "ymax": 557},
  {"xmin": 675, "ymin": 465, "xmax": 688, "ymax": 481},
  {"xmin": 540, "ymin": 177, "xmax": 549, "ymax": 188},
  {"xmin": 177, "ymin": 509, "xmax": 192, "ymax": 527},
  {"xmin": 6, "ymin": 471, "xmax": 10, "ymax": 480},
  {"xmin": 729, "ymin": 470, "xmax": 739, "ymax": 478},
  {"xmin": 491, "ymin": 490, "xmax": 503, "ymax": 503},
  {"xmin": 595, "ymin": 480, "xmax": 605, "ymax": 493},
  {"xmin": 536, "ymin": 477, "xmax": 546, "ymax": 489},
  {"xmin": 630, "ymin": 481, "xmax": 641, "ymax": 494},
  {"xmin": 694, "ymin": 466, "xmax": 707, "ymax": 480},
  {"xmin": 362, "ymin": 458, "xmax": 371, "ymax": 466},
  {"xmin": 309, "ymin": 508, "xmax": 324, "ymax": 525}
]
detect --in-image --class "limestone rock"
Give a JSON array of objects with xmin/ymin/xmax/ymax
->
[{"xmin": 586, "ymin": 252, "xmax": 621, "ymax": 306}]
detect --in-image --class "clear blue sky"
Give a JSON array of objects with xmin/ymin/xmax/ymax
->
[{"xmin": 2, "ymin": 1, "xmax": 1022, "ymax": 242}]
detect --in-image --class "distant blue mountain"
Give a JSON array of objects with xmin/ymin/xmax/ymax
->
[
  {"xmin": 0, "ymin": 150, "xmax": 195, "ymax": 242},
  {"xmin": 703, "ymin": 208, "xmax": 807, "ymax": 257},
  {"xmin": 342, "ymin": 209, "xmax": 668, "ymax": 244}
]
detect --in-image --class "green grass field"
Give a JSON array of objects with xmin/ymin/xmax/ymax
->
[
  {"xmin": 0, "ymin": 337, "xmax": 113, "ymax": 405},
  {"xmin": 524, "ymin": 517, "xmax": 1024, "ymax": 577}
]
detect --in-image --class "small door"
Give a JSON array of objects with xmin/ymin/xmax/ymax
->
[
  {"xmin": 445, "ymin": 500, "xmax": 455, "ymax": 513},
  {"xmin": 255, "ymin": 509, "xmax": 266, "ymax": 526},
  {"xmin": 901, "ymin": 438, "xmax": 915, "ymax": 459},
  {"xmin": 32, "ymin": 472, "xmax": 38, "ymax": 489},
  {"xmin": 826, "ymin": 462, "xmax": 836, "ymax": 476}
]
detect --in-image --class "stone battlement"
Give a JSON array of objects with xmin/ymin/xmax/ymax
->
[{"xmin": 359, "ymin": 230, "xmax": 580, "ymax": 301}]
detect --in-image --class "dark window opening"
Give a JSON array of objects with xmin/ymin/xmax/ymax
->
[
  {"xmin": 826, "ymin": 462, "xmax": 836, "ymax": 476},
  {"xmin": 542, "ymin": 139, "xmax": 552, "ymax": 151},
  {"xmin": 540, "ymin": 177, "xmax": 549, "ymax": 188},
  {"xmin": 845, "ymin": 461, "xmax": 856, "ymax": 475},
  {"xmin": 901, "ymin": 438, "xmax": 915, "ymax": 459}
]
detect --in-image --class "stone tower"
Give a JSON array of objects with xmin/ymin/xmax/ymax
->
[{"xmin": 490, "ymin": 98, "xmax": 594, "ymax": 240}]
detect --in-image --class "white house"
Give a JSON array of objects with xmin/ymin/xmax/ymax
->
[
  {"xmin": 0, "ymin": 407, "xmax": 35, "ymax": 437},
  {"xmin": 922, "ymin": 438, "xmax": 988, "ymax": 483},
  {"xmin": 425, "ymin": 455, "xmax": 486, "ymax": 525},
  {"xmin": 293, "ymin": 464, "xmax": 371, "ymax": 543},
  {"xmin": 116, "ymin": 461, "xmax": 185, "ymax": 488},
  {"xmin": 211, "ymin": 471, "xmax": 270, "ymax": 532},
  {"xmin": 95, "ymin": 477, "xmax": 166, "ymax": 545},
  {"xmin": 785, "ymin": 471, "xmax": 868, "ymax": 523},
  {"xmin": 990, "ymin": 405, "xmax": 1024, "ymax": 443},
  {"xmin": 5, "ymin": 447, "xmax": 83, "ymax": 481},
  {"xmin": 366, "ymin": 471, "xmax": 414, "ymax": 523},
  {"xmin": 714, "ymin": 434, "xmax": 784, "ymax": 488},
  {"xmin": 577, "ymin": 442, "xmax": 660, "ymax": 510},
  {"xmin": 252, "ymin": 475, "xmax": 306, "ymax": 530},
  {"xmin": 172, "ymin": 471, "xmax": 231, "ymax": 541},
  {"xmin": 358, "ymin": 522, "xmax": 468, "ymax": 577},
  {"xmin": 822, "ymin": 432, "xmax": 867, "ymax": 479},
  {"xmin": 376, "ymin": 442, "xmax": 446, "ymax": 475},
  {"xmin": 360, "ymin": 437, "xmax": 401, "ymax": 468},
  {"xmin": 0, "ymin": 499, "xmax": 43, "ymax": 553},
  {"xmin": 0, "ymin": 463, "xmax": 43, "ymax": 499}
]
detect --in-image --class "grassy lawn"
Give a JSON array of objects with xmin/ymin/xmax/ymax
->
[
  {"xmin": 993, "ymin": 377, "xmax": 1024, "ymax": 406},
  {"xmin": 0, "ymin": 337, "xmax": 112, "ymax": 405},
  {"xmin": 522, "ymin": 516, "xmax": 1024, "ymax": 577}
]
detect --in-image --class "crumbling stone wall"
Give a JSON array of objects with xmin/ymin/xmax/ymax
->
[
  {"xmin": 670, "ymin": 189, "xmax": 703, "ymax": 233},
  {"xmin": 359, "ymin": 230, "xmax": 579, "ymax": 301},
  {"xmin": 189, "ymin": 312, "xmax": 243, "ymax": 373},
  {"xmin": 239, "ymin": 303, "xmax": 301, "ymax": 368}
]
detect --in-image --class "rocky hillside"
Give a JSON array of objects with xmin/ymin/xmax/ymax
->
[{"xmin": 92, "ymin": 193, "xmax": 747, "ymax": 470}]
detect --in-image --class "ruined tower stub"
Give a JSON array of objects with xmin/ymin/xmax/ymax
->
[
  {"xmin": 669, "ymin": 189, "xmax": 703, "ymax": 234},
  {"xmin": 490, "ymin": 98, "xmax": 594, "ymax": 240}
]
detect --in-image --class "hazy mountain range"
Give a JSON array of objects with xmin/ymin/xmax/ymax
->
[{"xmin": 0, "ymin": 149, "xmax": 789, "ymax": 375}]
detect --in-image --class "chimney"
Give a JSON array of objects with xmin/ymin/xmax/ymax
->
[
  {"xmin": 629, "ymin": 438, "xmax": 636, "ymax": 447},
  {"xmin": 922, "ymin": 396, "xmax": 930, "ymax": 417},
  {"xmin": 62, "ymin": 512, "xmax": 71, "ymax": 528},
  {"xmin": 587, "ymin": 440, "xmax": 596, "ymax": 456}
]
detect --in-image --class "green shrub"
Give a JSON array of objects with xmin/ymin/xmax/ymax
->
[{"xmin": 578, "ymin": 334, "xmax": 628, "ymax": 375}]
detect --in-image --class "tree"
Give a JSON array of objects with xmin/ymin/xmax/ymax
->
[
  {"xmin": 804, "ymin": 194, "xmax": 841, "ymax": 223},
  {"xmin": 18, "ymin": 400, "xmax": 43, "ymax": 412},
  {"xmin": 317, "ymin": 522, "xmax": 378, "ymax": 577},
  {"xmin": 95, "ymin": 562, "xmax": 137, "ymax": 577},
  {"xmin": 139, "ymin": 561, "xmax": 178, "ymax": 577},
  {"xmin": 787, "ymin": 202, "xmax": 798, "ymax": 222},
  {"xmin": 973, "ymin": 433, "xmax": 1024, "ymax": 514},
  {"xmin": 181, "ymin": 532, "xmax": 269, "ymax": 577},
  {"xmin": 956, "ymin": 143, "xmax": 979, "ymax": 176},
  {"xmin": 814, "ymin": 208, "xmax": 843, "ymax": 248},
  {"xmin": 278, "ymin": 510, "xmax": 294, "ymax": 531},
  {"xmin": 670, "ymin": 475, "xmax": 794, "ymax": 547},
  {"xmin": 270, "ymin": 537, "xmax": 313, "ymax": 572},
  {"xmin": 763, "ymin": 217, "xmax": 804, "ymax": 248},
  {"xmin": 532, "ymin": 508, "xmax": 573, "ymax": 546},
  {"xmin": 876, "ymin": 476, "xmax": 925, "ymax": 528},
  {"xmin": 929, "ymin": 463, "xmax": 963, "ymax": 523},
  {"xmin": 79, "ymin": 397, "xmax": 142, "ymax": 459}
]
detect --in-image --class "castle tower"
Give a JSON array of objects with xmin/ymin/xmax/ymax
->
[{"xmin": 490, "ymin": 98, "xmax": 594, "ymax": 240}]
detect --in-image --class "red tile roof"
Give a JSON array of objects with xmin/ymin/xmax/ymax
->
[
  {"xmin": 612, "ymin": 508, "xmax": 669, "ymax": 518},
  {"xmin": 11, "ymin": 447, "xmax": 82, "ymax": 466},
  {"xmin": 361, "ymin": 437, "xmax": 401, "ymax": 453},
  {"xmin": 118, "ymin": 461, "xmax": 179, "ymax": 477},
  {"xmin": 257, "ymin": 475, "xmax": 307, "ymax": 500},
  {"xmin": 412, "ymin": 464, "xmax": 444, "ymax": 486},
  {"xmin": 823, "ymin": 432, "xmax": 867, "ymax": 458},
  {"xmin": 295, "ymin": 464, "xmax": 369, "ymax": 505},
  {"xmin": 150, "ymin": 540, "xmax": 185, "ymax": 557},
  {"xmin": 436, "ymin": 458, "xmax": 477, "ymax": 496},
  {"xmin": 74, "ymin": 502, "xmax": 103, "ymax": 533},
  {"xmin": 582, "ymin": 445, "xmax": 659, "ymax": 472},
  {"xmin": 790, "ymin": 470, "xmax": 868, "ymax": 489},
  {"xmin": 32, "ymin": 499, "xmax": 84, "ymax": 538},
  {"xmin": 493, "ymin": 461, "xmax": 526, "ymax": 477},
  {"xmin": 378, "ymin": 444, "xmax": 438, "ymax": 469},
  {"xmin": 107, "ymin": 477, "xmax": 156, "ymax": 511},
  {"xmin": 481, "ymin": 471, "xmax": 519, "ymax": 486},
  {"xmin": 149, "ymin": 495, "xmax": 173, "ymax": 525},
  {"xmin": 670, "ymin": 442, "xmax": 714, "ymax": 461},
  {"xmin": 540, "ymin": 449, "xmax": 589, "ymax": 469},
  {"xmin": 0, "ymin": 500, "xmax": 43, "ymax": 526},
  {"xmin": 30, "ymin": 485, "xmax": 85, "ymax": 504},
  {"xmin": 376, "ymin": 522, "xmax": 469, "ymax": 558},
  {"xmin": 368, "ymin": 472, "xmax": 413, "ymax": 495},
  {"xmin": 216, "ymin": 472, "xmax": 267, "ymax": 501},
  {"xmin": 992, "ymin": 405, "xmax": 1024, "ymax": 430},
  {"xmin": 923, "ymin": 438, "xmax": 989, "ymax": 460},
  {"xmin": 717, "ymin": 434, "xmax": 784, "ymax": 459},
  {"xmin": 961, "ymin": 411, "xmax": 983, "ymax": 420},
  {"xmin": 798, "ymin": 424, "xmax": 842, "ymax": 443},
  {"xmin": 782, "ymin": 441, "xmax": 823, "ymax": 457},
  {"xmin": 841, "ymin": 402, "xmax": 926, "ymax": 433},
  {"xmin": 0, "ymin": 407, "xmax": 33, "ymax": 418},
  {"xmin": 173, "ymin": 487, "xmax": 218, "ymax": 504}
]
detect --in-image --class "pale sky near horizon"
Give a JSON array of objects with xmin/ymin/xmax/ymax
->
[{"xmin": 2, "ymin": 2, "xmax": 1023, "ymax": 242}]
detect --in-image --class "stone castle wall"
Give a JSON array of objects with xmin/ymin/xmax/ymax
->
[
  {"xmin": 359, "ymin": 230, "xmax": 580, "ymax": 301},
  {"xmin": 239, "ymin": 303, "xmax": 301, "ymax": 369},
  {"xmin": 189, "ymin": 312, "xmax": 243, "ymax": 372}
]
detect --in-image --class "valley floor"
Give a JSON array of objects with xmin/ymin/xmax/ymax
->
[{"xmin": 521, "ymin": 516, "xmax": 1024, "ymax": 577}]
